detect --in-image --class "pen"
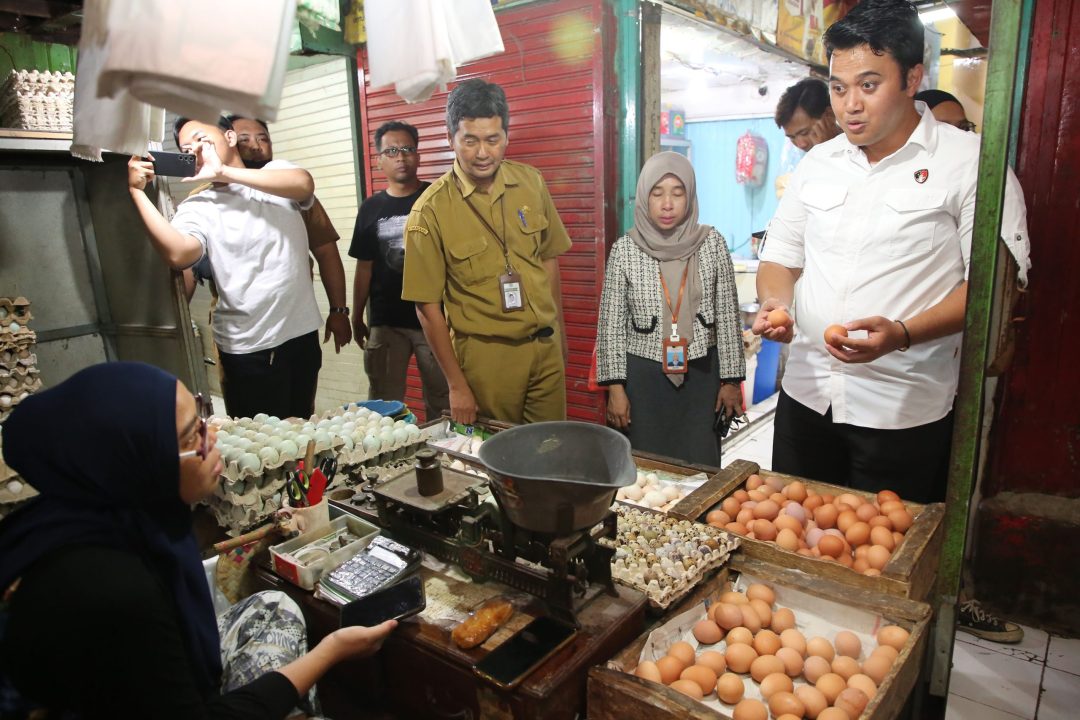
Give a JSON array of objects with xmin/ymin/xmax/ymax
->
[{"xmin": 518, "ymin": 208, "xmax": 527, "ymax": 228}]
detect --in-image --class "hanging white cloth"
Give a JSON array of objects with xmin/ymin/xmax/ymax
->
[
  {"xmin": 366, "ymin": 0, "xmax": 504, "ymax": 104},
  {"xmin": 96, "ymin": 0, "xmax": 295, "ymax": 123},
  {"xmin": 70, "ymin": 0, "xmax": 164, "ymax": 161}
]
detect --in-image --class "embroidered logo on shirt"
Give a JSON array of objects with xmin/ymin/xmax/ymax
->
[
  {"xmin": 914, "ymin": 169, "xmax": 929, "ymax": 184},
  {"xmin": 407, "ymin": 225, "xmax": 429, "ymax": 236}
]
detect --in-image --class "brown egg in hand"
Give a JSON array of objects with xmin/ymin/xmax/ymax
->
[{"xmin": 824, "ymin": 324, "xmax": 848, "ymax": 345}]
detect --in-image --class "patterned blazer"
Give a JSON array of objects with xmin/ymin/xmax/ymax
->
[{"xmin": 596, "ymin": 229, "xmax": 745, "ymax": 384}]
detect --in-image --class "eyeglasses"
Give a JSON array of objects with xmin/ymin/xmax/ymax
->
[
  {"xmin": 179, "ymin": 393, "xmax": 211, "ymax": 461},
  {"xmin": 379, "ymin": 146, "xmax": 417, "ymax": 158},
  {"xmin": 957, "ymin": 120, "xmax": 977, "ymax": 132}
]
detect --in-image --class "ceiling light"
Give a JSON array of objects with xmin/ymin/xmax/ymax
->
[{"xmin": 919, "ymin": 6, "xmax": 957, "ymax": 24}]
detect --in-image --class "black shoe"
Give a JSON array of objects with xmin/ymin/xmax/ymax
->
[{"xmin": 957, "ymin": 599, "xmax": 1024, "ymax": 644}]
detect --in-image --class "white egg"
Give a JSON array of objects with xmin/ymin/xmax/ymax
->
[
  {"xmin": 643, "ymin": 491, "xmax": 667, "ymax": 508},
  {"xmin": 253, "ymin": 413, "xmax": 269, "ymax": 423},
  {"xmin": 625, "ymin": 486, "xmax": 644, "ymax": 501},
  {"xmin": 257, "ymin": 447, "xmax": 280, "ymax": 464},
  {"xmin": 7, "ymin": 480, "xmax": 23, "ymax": 495},
  {"xmin": 313, "ymin": 431, "xmax": 332, "ymax": 450},
  {"xmin": 278, "ymin": 439, "xmax": 299, "ymax": 458},
  {"xmin": 405, "ymin": 424, "xmax": 421, "ymax": 438},
  {"xmin": 616, "ymin": 488, "xmax": 627, "ymax": 501},
  {"xmin": 340, "ymin": 435, "xmax": 354, "ymax": 451},
  {"xmin": 294, "ymin": 434, "xmax": 312, "ymax": 449},
  {"xmin": 393, "ymin": 419, "xmax": 407, "ymax": 428},
  {"xmin": 646, "ymin": 473, "xmax": 659, "ymax": 484},
  {"xmin": 239, "ymin": 453, "xmax": 262, "ymax": 473},
  {"xmin": 662, "ymin": 486, "xmax": 681, "ymax": 501},
  {"xmin": 379, "ymin": 416, "xmax": 394, "ymax": 427},
  {"xmin": 362, "ymin": 435, "xmax": 381, "ymax": 453},
  {"xmin": 342, "ymin": 422, "xmax": 356, "ymax": 433},
  {"xmin": 253, "ymin": 432, "xmax": 270, "ymax": 444},
  {"xmin": 302, "ymin": 422, "xmax": 316, "ymax": 433},
  {"xmin": 635, "ymin": 472, "xmax": 648, "ymax": 488}
]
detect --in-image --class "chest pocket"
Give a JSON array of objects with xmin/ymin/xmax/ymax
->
[
  {"xmin": 801, "ymin": 185, "xmax": 848, "ymax": 250},
  {"xmin": 446, "ymin": 238, "xmax": 493, "ymax": 287},
  {"xmin": 882, "ymin": 189, "xmax": 948, "ymax": 257},
  {"xmin": 511, "ymin": 205, "xmax": 550, "ymax": 256}
]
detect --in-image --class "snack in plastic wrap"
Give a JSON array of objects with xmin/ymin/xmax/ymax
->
[{"xmin": 451, "ymin": 598, "xmax": 514, "ymax": 649}]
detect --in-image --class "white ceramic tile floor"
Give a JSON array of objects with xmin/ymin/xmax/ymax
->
[{"xmin": 716, "ymin": 403, "xmax": 1080, "ymax": 720}]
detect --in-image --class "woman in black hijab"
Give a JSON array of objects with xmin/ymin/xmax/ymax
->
[{"xmin": 0, "ymin": 362, "xmax": 394, "ymax": 718}]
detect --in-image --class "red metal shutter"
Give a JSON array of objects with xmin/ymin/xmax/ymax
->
[{"xmin": 357, "ymin": 0, "xmax": 616, "ymax": 424}]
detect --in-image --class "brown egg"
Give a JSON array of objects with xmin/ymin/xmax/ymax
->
[
  {"xmin": 733, "ymin": 489, "xmax": 751, "ymax": 503},
  {"xmin": 871, "ymin": 644, "xmax": 900, "ymax": 663},
  {"xmin": 776, "ymin": 527, "xmax": 800, "ymax": 551},
  {"xmin": 831, "ymin": 655, "xmax": 861, "ymax": 680},
  {"xmin": 835, "ymin": 687, "xmax": 870, "ymax": 718},
  {"xmin": 797, "ymin": 547, "xmax": 815, "ymax": 557},
  {"xmin": 869, "ymin": 525, "xmax": 896, "ymax": 550},
  {"xmin": 806, "ymin": 636, "xmax": 836, "ymax": 662},
  {"xmin": 775, "ymin": 514, "xmax": 804, "ymax": 535},
  {"xmin": 725, "ymin": 643, "xmax": 758, "ymax": 673},
  {"xmin": 749, "ymin": 654, "xmax": 786, "ymax": 682},
  {"xmin": 725, "ymin": 521, "xmax": 748, "ymax": 536},
  {"xmin": 878, "ymin": 500, "xmax": 905, "ymax": 515},
  {"xmin": 889, "ymin": 509, "xmax": 914, "ymax": 532},
  {"xmin": 656, "ymin": 655, "xmax": 685, "ymax": 684},
  {"xmin": 786, "ymin": 480, "xmax": 808, "ymax": 502},
  {"xmin": 819, "ymin": 492, "xmax": 836, "ymax": 505},
  {"xmin": 697, "ymin": 650, "xmax": 727, "ymax": 675},
  {"xmin": 803, "ymin": 494, "xmax": 825, "ymax": 511},
  {"xmin": 716, "ymin": 672, "xmax": 746, "ymax": 704},
  {"xmin": 803, "ymin": 655, "xmax": 832, "ymax": 683},
  {"xmin": 776, "ymin": 646, "xmax": 804, "ymax": 677},
  {"xmin": 780, "ymin": 628, "xmax": 807, "ymax": 655},
  {"xmin": 740, "ymin": 604, "xmax": 763, "ymax": 633},
  {"xmin": 848, "ymin": 672, "xmax": 878, "ymax": 700},
  {"xmin": 753, "ymin": 499, "xmax": 780, "ymax": 520},
  {"xmin": 633, "ymin": 660, "xmax": 662, "ymax": 683},
  {"xmin": 680, "ymin": 665, "xmax": 718, "ymax": 695},
  {"xmin": 861, "ymin": 653, "xmax": 893, "ymax": 685},
  {"xmin": 714, "ymin": 602, "xmax": 745, "ymax": 630},
  {"xmin": 748, "ymin": 489, "xmax": 768, "ymax": 502},
  {"xmin": 759, "ymin": 671, "xmax": 794, "ymax": 699},
  {"xmin": 845, "ymin": 521, "xmax": 871, "ymax": 548},
  {"xmin": 693, "ymin": 619, "xmax": 724, "ymax": 645},
  {"xmin": 815, "ymin": 672, "xmax": 847, "ymax": 703},
  {"xmin": 818, "ymin": 535, "xmax": 845, "ymax": 559},
  {"xmin": 722, "ymin": 497, "xmax": 742, "ymax": 517},
  {"xmin": 669, "ymin": 641, "xmax": 696, "ymax": 667},
  {"xmin": 867, "ymin": 544, "xmax": 891, "ymax": 570},
  {"xmin": 737, "ymin": 508, "xmax": 756, "ymax": 526},
  {"xmin": 834, "ymin": 630, "xmax": 862, "ymax": 659},
  {"xmin": 814, "ymin": 504, "xmax": 839, "ymax": 529},
  {"xmin": 795, "ymin": 685, "xmax": 829, "ymax": 719},
  {"xmin": 837, "ymin": 551, "xmax": 855, "ymax": 568},
  {"xmin": 749, "ymin": 598, "xmax": 773, "ymax": 626},
  {"xmin": 852, "ymin": 557, "xmax": 870, "ymax": 574},
  {"xmin": 868, "ymin": 515, "xmax": 893, "ymax": 531},
  {"xmin": 706, "ymin": 509, "xmax": 732, "ymax": 526},
  {"xmin": 771, "ymin": 607, "xmax": 797, "ymax": 633},
  {"xmin": 767, "ymin": 691, "xmax": 805, "ymax": 719},
  {"xmin": 727, "ymin": 627, "xmax": 755, "ymax": 646},
  {"xmin": 876, "ymin": 489, "xmax": 901, "ymax": 504},
  {"xmin": 721, "ymin": 591, "xmax": 749, "ymax": 605},
  {"xmin": 751, "ymin": 519, "xmax": 778, "ymax": 541},
  {"xmin": 776, "ymin": 715, "xmax": 802, "ymax": 720},
  {"xmin": 754, "ymin": 629, "xmax": 782, "ymax": 656},
  {"xmin": 855, "ymin": 503, "xmax": 879, "ymax": 523},
  {"xmin": 670, "ymin": 678, "xmax": 705, "ymax": 700},
  {"xmin": 745, "ymin": 583, "xmax": 776, "ymax": 605},
  {"xmin": 877, "ymin": 625, "xmax": 910, "ymax": 651},
  {"xmin": 836, "ymin": 510, "xmax": 859, "ymax": 534},
  {"xmin": 818, "ymin": 708, "xmax": 853, "ymax": 720},
  {"xmin": 765, "ymin": 475, "xmax": 785, "ymax": 492},
  {"xmin": 732, "ymin": 698, "xmax": 769, "ymax": 720},
  {"xmin": 746, "ymin": 474, "xmax": 764, "ymax": 490}
]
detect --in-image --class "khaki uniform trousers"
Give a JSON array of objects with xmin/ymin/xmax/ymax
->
[{"xmin": 452, "ymin": 332, "xmax": 566, "ymax": 424}]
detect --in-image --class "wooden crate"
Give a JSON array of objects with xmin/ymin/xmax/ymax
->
[
  {"xmin": 588, "ymin": 556, "xmax": 932, "ymax": 720},
  {"xmin": 666, "ymin": 460, "xmax": 944, "ymax": 601}
]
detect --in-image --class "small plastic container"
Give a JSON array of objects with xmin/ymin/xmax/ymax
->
[{"xmin": 270, "ymin": 514, "xmax": 379, "ymax": 590}]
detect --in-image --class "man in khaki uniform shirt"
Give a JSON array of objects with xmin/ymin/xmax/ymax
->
[{"xmin": 402, "ymin": 79, "xmax": 572, "ymax": 425}]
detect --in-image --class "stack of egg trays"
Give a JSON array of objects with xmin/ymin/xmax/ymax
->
[
  {"xmin": 0, "ymin": 70, "xmax": 75, "ymax": 131},
  {"xmin": 0, "ymin": 297, "xmax": 41, "ymax": 515}
]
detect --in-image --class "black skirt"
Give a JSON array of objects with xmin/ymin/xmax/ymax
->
[{"xmin": 623, "ymin": 346, "xmax": 721, "ymax": 467}]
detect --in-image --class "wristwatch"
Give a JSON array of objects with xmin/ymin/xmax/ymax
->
[{"xmin": 329, "ymin": 306, "xmax": 350, "ymax": 316}]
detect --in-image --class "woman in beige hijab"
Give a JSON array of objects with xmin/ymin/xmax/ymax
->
[{"xmin": 596, "ymin": 152, "xmax": 745, "ymax": 466}]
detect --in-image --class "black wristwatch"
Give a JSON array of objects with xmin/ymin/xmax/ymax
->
[{"xmin": 329, "ymin": 306, "xmax": 350, "ymax": 316}]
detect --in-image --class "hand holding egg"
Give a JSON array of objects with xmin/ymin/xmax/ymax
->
[{"xmin": 752, "ymin": 299, "xmax": 796, "ymax": 343}]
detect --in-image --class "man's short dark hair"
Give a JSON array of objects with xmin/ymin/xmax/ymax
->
[
  {"xmin": 775, "ymin": 78, "xmax": 831, "ymax": 129},
  {"xmin": 374, "ymin": 120, "xmax": 420, "ymax": 151},
  {"xmin": 173, "ymin": 115, "xmax": 233, "ymax": 148},
  {"xmin": 225, "ymin": 114, "xmax": 269, "ymax": 133},
  {"xmin": 823, "ymin": 0, "xmax": 924, "ymax": 88},
  {"xmin": 913, "ymin": 89, "xmax": 960, "ymax": 109},
  {"xmin": 446, "ymin": 79, "xmax": 510, "ymax": 135}
]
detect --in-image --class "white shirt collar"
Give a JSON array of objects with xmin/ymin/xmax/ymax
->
[{"xmin": 830, "ymin": 100, "xmax": 940, "ymax": 161}]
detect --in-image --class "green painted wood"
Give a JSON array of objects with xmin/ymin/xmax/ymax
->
[
  {"xmin": 613, "ymin": 0, "xmax": 641, "ymax": 236},
  {"xmin": 0, "ymin": 33, "xmax": 77, "ymax": 76},
  {"xmin": 928, "ymin": 0, "xmax": 1026, "ymax": 699}
]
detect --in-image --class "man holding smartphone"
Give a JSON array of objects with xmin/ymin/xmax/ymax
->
[{"xmin": 128, "ymin": 116, "xmax": 324, "ymax": 419}]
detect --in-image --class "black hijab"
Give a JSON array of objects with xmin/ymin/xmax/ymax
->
[{"xmin": 0, "ymin": 362, "xmax": 222, "ymax": 691}]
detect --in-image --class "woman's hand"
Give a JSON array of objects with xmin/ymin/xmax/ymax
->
[
  {"xmin": 607, "ymin": 385, "xmax": 631, "ymax": 429},
  {"xmin": 716, "ymin": 383, "xmax": 743, "ymax": 417},
  {"xmin": 324, "ymin": 620, "xmax": 397, "ymax": 663}
]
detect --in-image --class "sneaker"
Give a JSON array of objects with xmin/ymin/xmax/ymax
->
[{"xmin": 957, "ymin": 599, "xmax": 1024, "ymax": 644}]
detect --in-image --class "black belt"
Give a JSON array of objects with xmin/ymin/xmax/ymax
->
[{"xmin": 529, "ymin": 326, "xmax": 554, "ymax": 340}]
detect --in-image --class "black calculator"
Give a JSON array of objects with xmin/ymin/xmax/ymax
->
[{"xmin": 319, "ymin": 535, "xmax": 422, "ymax": 604}]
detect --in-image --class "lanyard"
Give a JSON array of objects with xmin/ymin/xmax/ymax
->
[
  {"xmin": 456, "ymin": 176, "xmax": 513, "ymax": 274},
  {"xmin": 659, "ymin": 262, "xmax": 690, "ymax": 340}
]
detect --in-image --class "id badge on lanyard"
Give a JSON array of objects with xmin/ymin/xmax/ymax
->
[
  {"xmin": 660, "ymin": 264, "xmax": 690, "ymax": 375},
  {"xmin": 499, "ymin": 270, "xmax": 526, "ymax": 312}
]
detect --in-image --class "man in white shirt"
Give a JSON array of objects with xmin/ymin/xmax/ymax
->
[{"xmin": 128, "ymin": 116, "xmax": 324, "ymax": 419}]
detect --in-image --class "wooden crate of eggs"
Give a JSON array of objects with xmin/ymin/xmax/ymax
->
[
  {"xmin": 617, "ymin": 454, "xmax": 715, "ymax": 511},
  {"xmin": 588, "ymin": 556, "xmax": 931, "ymax": 720},
  {"xmin": 667, "ymin": 460, "xmax": 944, "ymax": 601}
]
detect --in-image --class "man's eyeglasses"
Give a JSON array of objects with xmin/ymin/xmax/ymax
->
[
  {"xmin": 957, "ymin": 120, "xmax": 977, "ymax": 132},
  {"xmin": 179, "ymin": 393, "xmax": 211, "ymax": 460},
  {"xmin": 379, "ymin": 146, "xmax": 416, "ymax": 158}
]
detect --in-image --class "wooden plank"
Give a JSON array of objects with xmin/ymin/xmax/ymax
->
[{"xmin": 669, "ymin": 459, "xmax": 759, "ymax": 521}]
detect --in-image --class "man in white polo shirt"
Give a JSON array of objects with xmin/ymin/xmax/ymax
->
[{"xmin": 128, "ymin": 116, "xmax": 324, "ymax": 419}]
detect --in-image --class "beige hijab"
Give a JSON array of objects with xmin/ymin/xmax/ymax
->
[{"xmin": 629, "ymin": 152, "xmax": 712, "ymax": 385}]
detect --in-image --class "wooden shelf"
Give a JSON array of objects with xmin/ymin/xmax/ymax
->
[{"xmin": 0, "ymin": 128, "xmax": 74, "ymax": 152}]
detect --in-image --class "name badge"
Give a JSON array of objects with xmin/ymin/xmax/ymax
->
[
  {"xmin": 662, "ymin": 336, "xmax": 688, "ymax": 375},
  {"xmin": 500, "ymin": 272, "xmax": 526, "ymax": 312}
]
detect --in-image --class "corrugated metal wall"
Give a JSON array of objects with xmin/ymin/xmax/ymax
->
[
  {"xmin": 186, "ymin": 57, "xmax": 364, "ymax": 415},
  {"xmin": 357, "ymin": 0, "xmax": 616, "ymax": 423}
]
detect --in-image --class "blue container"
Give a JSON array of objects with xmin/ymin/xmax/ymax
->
[{"xmin": 753, "ymin": 339, "xmax": 781, "ymax": 404}]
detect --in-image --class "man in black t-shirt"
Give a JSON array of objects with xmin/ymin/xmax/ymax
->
[{"xmin": 349, "ymin": 121, "xmax": 449, "ymax": 421}]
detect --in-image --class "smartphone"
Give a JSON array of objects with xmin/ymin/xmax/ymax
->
[
  {"xmin": 148, "ymin": 150, "xmax": 196, "ymax": 178},
  {"xmin": 472, "ymin": 616, "xmax": 577, "ymax": 689},
  {"xmin": 340, "ymin": 576, "xmax": 425, "ymax": 627}
]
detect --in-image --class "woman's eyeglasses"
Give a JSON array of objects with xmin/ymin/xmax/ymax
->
[
  {"xmin": 379, "ymin": 146, "xmax": 417, "ymax": 158},
  {"xmin": 179, "ymin": 394, "xmax": 211, "ymax": 460},
  {"xmin": 956, "ymin": 120, "xmax": 977, "ymax": 132}
]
